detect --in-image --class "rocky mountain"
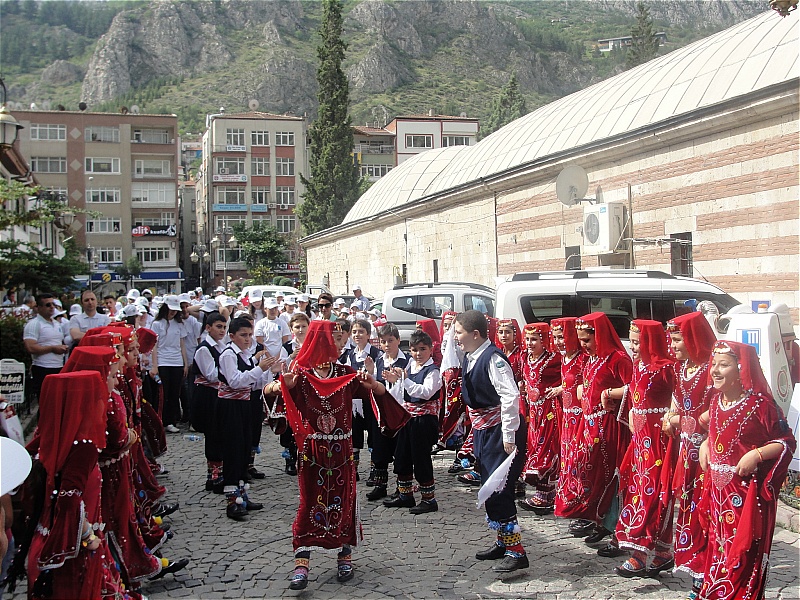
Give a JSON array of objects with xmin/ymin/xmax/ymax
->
[{"xmin": 3, "ymin": 0, "xmax": 765, "ymax": 132}]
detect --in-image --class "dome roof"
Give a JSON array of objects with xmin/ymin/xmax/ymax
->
[{"xmin": 343, "ymin": 11, "xmax": 798, "ymax": 225}]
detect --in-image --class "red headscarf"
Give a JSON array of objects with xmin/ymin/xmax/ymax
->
[
  {"xmin": 486, "ymin": 316, "xmax": 498, "ymax": 348},
  {"xmin": 99, "ymin": 324, "xmax": 137, "ymax": 350},
  {"xmin": 524, "ymin": 322, "xmax": 553, "ymax": 353},
  {"xmin": 551, "ymin": 317, "xmax": 580, "ymax": 356},
  {"xmin": 576, "ymin": 312, "xmax": 626, "ymax": 357},
  {"xmin": 416, "ymin": 318, "xmax": 441, "ymax": 345},
  {"xmin": 439, "ymin": 311, "xmax": 458, "ymax": 339},
  {"xmin": 38, "ymin": 371, "xmax": 108, "ymax": 490},
  {"xmin": 494, "ymin": 318, "xmax": 522, "ymax": 352},
  {"xmin": 79, "ymin": 331, "xmax": 123, "ymax": 348},
  {"xmin": 631, "ymin": 319, "xmax": 674, "ymax": 370},
  {"xmin": 710, "ymin": 340, "xmax": 772, "ymax": 398},
  {"xmin": 63, "ymin": 346, "xmax": 118, "ymax": 380},
  {"xmin": 136, "ymin": 328, "xmax": 158, "ymax": 354},
  {"xmin": 667, "ymin": 311, "xmax": 716, "ymax": 366},
  {"xmin": 293, "ymin": 320, "xmax": 341, "ymax": 370}
]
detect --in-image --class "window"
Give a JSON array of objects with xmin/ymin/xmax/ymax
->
[
  {"xmin": 252, "ymin": 186, "xmax": 270, "ymax": 205},
  {"xmin": 214, "ymin": 215, "xmax": 246, "ymax": 231},
  {"xmin": 251, "ymin": 214, "xmax": 271, "ymax": 226},
  {"xmin": 30, "ymin": 157, "xmax": 66, "ymax": 173},
  {"xmin": 226, "ymin": 129, "xmax": 245, "ymax": 147},
  {"xmin": 133, "ymin": 213, "xmax": 174, "ymax": 227},
  {"xmin": 215, "ymin": 157, "xmax": 244, "ymax": 175},
  {"xmin": 286, "ymin": 249, "xmax": 298, "ymax": 262},
  {"xmin": 251, "ymin": 131, "xmax": 269, "ymax": 146},
  {"xmin": 276, "ymin": 215, "xmax": 296, "ymax": 233},
  {"xmin": 276, "ymin": 158, "xmax": 294, "ymax": 176},
  {"xmin": 390, "ymin": 294, "xmax": 453, "ymax": 319},
  {"xmin": 565, "ymin": 245, "xmax": 581, "ymax": 270},
  {"xmin": 133, "ymin": 129, "xmax": 169, "ymax": 144},
  {"xmin": 519, "ymin": 295, "xmax": 572, "ymax": 325},
  {"xmin": 131, "ymin": 183, "xmax": 175, "ymax": 204},
  {"xmin": 251, "ymin": 157, "xmax": 270, "ymax": 176},
  {"xmin": 85, "ymin": 157, "xmax": 120, "ymax": 174},
  {"xmin": 216, "ymin": 187, "xmax": 245, "ymax": 204},
  {"xmin": 406, "ymin": 134, "xmax": 432, "ymax": 148},
  {"xmin": 86, "ymin": 188, "xmax": 121, "ymax": 203},
  {"xmin": 95, "ymin": 247, "xmax": 122, "ymax": 264},
  {"xmin": 670, "ymin": 232, "xmax": 693, "ymax": 277},
  {"xmin": 191, "ymin": 220, "xmax": 196, "ymax": 233},
  {"xmin": 360, "ymin": 164, "xmax": 392, "ymax": 178},
  {"xmin": 216, "ymin": 248, "xmax": 242, "ymax": 263},
  {"xmin": 275, "ymin": 187, "xmax": 295, "ymax": 206},
  {"xmin": 134, "ymin": 160, "xmax": 170, "ymax": 177},
  {"xmin": 465, "ymin": 294, "xmax": 495, "ymax": 316},
  {"xmin": 86, "ymin": 218, "xmax": 121, "ymax": 233},
  {"xmin": 30, "ymin": 124, "xmax": 65, "ymax": 141},
  {"xmin": 85, "ymin": 126, "xmax": 119, "ymax": 143},
  {"xmin": 442, "ymin": 136, "xmax": 471, "ymax": 147},
  {"xmin": 137, "ymin": 245, "xmax": 172, "ymax": 264},
  {"xmin": 275, "ymin": 131, "xmax": 294, "ymax": 146}
]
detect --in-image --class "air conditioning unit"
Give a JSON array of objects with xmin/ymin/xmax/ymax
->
[
  {"xmin": 218, "ymin": 168, "xmax": 229, "ymax": 175},
  {"xmin": 268, "ymin": 202, "xmax": 276, "ymax": 209},
  {"xmin": 582, "ymin": 201, "xmax": 625, "ymax": 255}
]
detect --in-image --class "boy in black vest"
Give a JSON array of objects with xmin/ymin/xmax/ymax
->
[
  {"xmin": 382, "ymin": 330, "xmax": 442, "ymax": 514},
  {"xmin": 454, "ymin": 310, "xmax": 529, "ymax": 572},
  {"xmin": 192, "ymin": 312, "xmax": 227, "ymax": 492}
]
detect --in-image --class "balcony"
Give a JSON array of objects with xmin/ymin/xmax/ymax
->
[{"xmin": 353, "ymin": 143, "xmax": 394, "ymax": 154}]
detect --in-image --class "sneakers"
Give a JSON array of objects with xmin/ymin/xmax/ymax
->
[
  {"xmin": 165, "ymin": 424, "xmax": 180, "ymax": 434},
  {"xmin": 492, "ymin": 554, "xmax": 529, "ymax": 573},
  {"xmin": 409, "ymin": 500, "xmax": 438, "ymax": 514}
]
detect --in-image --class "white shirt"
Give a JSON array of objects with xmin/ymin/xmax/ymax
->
[
  {"xmin": 466, "ymin": 339, "xmax": 520, "ymax": 444},
  {"xmin": 183, "ymin": 314, "xmax": 202, "ymax": 361},
  {"xmin": 151, "ymin": 318, "xmax": 188, "ymax": 367},
  {"xmin": 23, "ymin": 315, "xmax": 66, "ymax": 368},
  {"xmin": 69, "ymin": 311, "xmax": 111, "ymax": 334},
  {"xmin": 352, "ymin": 295, "xmax": 370, "ymax": 312},
  {"xmin": 218, "ymin": 343, "xmax": 266, "ymax": 390},
  {"xmin": 254, "ymin": 316, "xmax": 286, "ymax": 357},
  {"xmin": 390, "ymin": 357, "xmax": 442, "ymax": 405},
  {"xmin": 193, "ymin": 338, "xmax": 226, "ymax": 384}
]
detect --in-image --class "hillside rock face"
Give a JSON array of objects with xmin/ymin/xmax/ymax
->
[{"xmin": 41, "ymin": 60, "xmax": 85, "ymax": 86}]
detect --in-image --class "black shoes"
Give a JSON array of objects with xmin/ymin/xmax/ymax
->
[
  {"xmin": 247, "ymin": 467, "xmax": 266, "ymax": 480},
  {"xmin": 288, "ymin": 575, "xmax": 308, "ymax": 590},
  {"xmin": 149, "ymin": 557, "xmax": 190, "ymax": 580},
  {"xmin": 597, "ymin": 542, "xmax": 625, "ymax": 558},
  {"xmin": 285, "ymin": 459, "xmax": 297, "ymax": 476},
  {"xmin": 447, "ymin": 460, "xmax": 464, "ymax": 474},
  {"xmin": 493, "ymin": 554, "xmax": 529, "ymax": 573},
  {"xmin": 366, "ymin": 485, "xmax": 388, "ymax": 501},
  {"xmin": 568, "ymin": 519, "xmax": 595, "ymax": 537},
  {"xmin": 517, "ymin": 498, "xmax": 554, "ymax": 515},
  {"xmin": 476, "ymin": 543, "xmax": 506, "ymax": 561},
  {"xmin": 585, "ymin": 526, "xmax": 613, "ymax": 546},
  {"xmin": 409, "ymin": 500, "xmax": 438, "ymax": 514},
  {"xmin": 336, "ymin": 565, "xmax": 354, "ymax": 583},
  {"xmin": 647, "ymin": 558, "xmax": 674, "ymax": 576},
  {"xmin": 382, "ymin": 495, "xmax": 416, "ymax": 508},
  {"xmin": 153, "ymin": 502, "xmax": 179, "ymax": 518}
]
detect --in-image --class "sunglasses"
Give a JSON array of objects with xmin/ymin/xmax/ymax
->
[
  {"xmin": 317, "ymin": 303, "xmax": 332, "ymax": 308},
  {"xmin": 40, "ymin": 302, "xmax": 55, "ymax": 307}
]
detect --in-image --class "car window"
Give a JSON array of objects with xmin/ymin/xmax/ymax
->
[
  {"xmin": 419, "ymin": 294, "xmax": 453, "ymax": 319},
  {"xmin": 520, "ymin": 296, "xmax": 572, "ymax": 324},
  {"xmin": 587, "ymin": 297, "xmax": 633, "ymax": 339},
  {"xmin": 391, "ymin": 295, "xmax": 416, "ymax": 312},
  {"xmin": 465, "ymin": 294, "xmax": 495, "ymax": 317}
]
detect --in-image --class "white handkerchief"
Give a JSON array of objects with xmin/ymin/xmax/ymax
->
[{"xmin": 476, "ymin": 449, "xmax": 517, "ymax": 509}]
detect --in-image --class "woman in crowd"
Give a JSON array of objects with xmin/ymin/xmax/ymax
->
[{"xmin": 150, "ymin": 295, "xmax": 189, "ymax": 433}]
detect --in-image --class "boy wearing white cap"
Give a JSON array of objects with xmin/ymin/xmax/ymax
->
[{"xmin": 254, "ymin": 298, "xmax": 289, "ymax": 356}]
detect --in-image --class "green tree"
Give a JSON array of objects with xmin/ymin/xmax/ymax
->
[
  {"xmin": 626, "ymin": 2, "xmax": 660, "ymax": 69},
  {"xmin": 0, "ymin": 238, "xmax": 87, "ymax": 295},
  {"xmin": 297, "ymin": 0, "xmax": 362, "ymax": 235},
  {"xmin": 115, "ymin": 256, "xmax": 142, "ymax": 289},
  {"xmin": 482, "ymin": 73, "xmax": 528, "ymax": 138},
  {"xmin": 231, "ymin": 222, "xmax": 287, "ymax": 280}
]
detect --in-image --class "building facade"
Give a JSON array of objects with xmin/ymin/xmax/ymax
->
[
  {"xmin": 386, "ymin": 113, "xmax": 479, "ymax": 165},
  {"xmin": 196, "ymin": 112, "xmax": 308, "ymax": 288},
  {"xmin": 12, "ymin": 109, "xmax": 182, "ymax": 294},
  {"xmin": 353, "ymin": 125, "xmax": 395, "ymax": 182}
]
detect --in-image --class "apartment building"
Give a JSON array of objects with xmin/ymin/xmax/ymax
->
[
  {"xmin": 12, "ymin": 109, "xmax": 182, "ymax": 294},
  {"xmin": 196, "ymin": 111, "xmax": 308, "ymax": 287},
  {"xmin": 352, "ymin": 125, "xmax": 395, "ymax": 182},
  {"xmin": 386, "ymin": 113, "xmax": 479, "ymax": 165}
]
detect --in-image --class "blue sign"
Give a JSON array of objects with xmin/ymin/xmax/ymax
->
[
  {"xmin": 212, "ymin": 204, "xmax": 247, "ymax": 212},
  {"xmin": 251, "ymin": 205, "xmax": 267, "ymax": 213},
  {"xmin": 738, "ymin": 328, "xmax": 761, "ymax": 355},
  {"xmin": 751, "ymin": 300, "xmax": 770, "ymax": 312}
]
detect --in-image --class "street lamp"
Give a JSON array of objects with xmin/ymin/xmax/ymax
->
[
  {"xmin": 86, "ymin": 246, "xmax": 99, "ymax": 292},
  {"xmin": 0, "ymin": 78, "xmax": 23, "ymax": 147},
  {"xmin": 190, "ymin": 243, "xmax": 210, "ymax": 293},
  {"xmin": 210, "ymin": 228, "xmax": 238, "ymax": 292}
]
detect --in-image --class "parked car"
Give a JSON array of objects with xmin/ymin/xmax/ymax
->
[
  {"xmin": 238, "ymin": 285, "xmax": 303, "ymax": 302},
  {"xmin": 495, "ymin": 269, "xmax": 740, "ymax": 341},
  {"xmin": 382, "ymin": 282, "xmax": 495, "ymax": 348}
]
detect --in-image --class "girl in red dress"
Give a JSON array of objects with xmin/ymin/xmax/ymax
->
[
  {"xmin": 613, "ymin": 320, "xmax": 675, "ymax": 577},
  {"xmin": 697, "ymin": 341, "xmax": 796, "ymax": 600},
  {"xmin": 663, "ymin": 311, "xmax": 716, "ymax": 598},
  {"xmin": 551, "ymin": 318, "xmax": 590, "ymax": 529},
  {"xmin": 518, "ymin": 323, "xmax": 562, "ymax": 513}
]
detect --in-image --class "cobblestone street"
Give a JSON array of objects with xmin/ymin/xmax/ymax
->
[{"xmin": 90, "ymin": 424, "xmax": 800, "ymax": 599}]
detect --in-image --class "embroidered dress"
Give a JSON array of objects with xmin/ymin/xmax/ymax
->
[
  {"xmin": 521, "ymin": 350, "xmax": 562, "ymax": 492},
  {"xmin": 554, "ymin": 350, "xmax": 588, "ymax": 517}
]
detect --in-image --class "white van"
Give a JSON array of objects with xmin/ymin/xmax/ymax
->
[
  {"xmin": 238, "ymin": 285, "xmax": 303, "ymax": 302},
  {"xmin": 496, "ymin": 270, "xmax": 740, "ymax": 341}
]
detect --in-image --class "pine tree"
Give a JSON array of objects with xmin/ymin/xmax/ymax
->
[
  {"xmin": 482, "ymin": 73, "xmax": 528, "ymax": 138},
  {"xmin": 297, "ymin": 0, "xmax": 362, "ymax": 235},
  {"xmin": 626, "ymin": 2, "xmax": 660, "ymax": 69}
]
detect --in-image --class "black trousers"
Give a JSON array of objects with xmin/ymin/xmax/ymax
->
[
  {"xmin": 220, "ymin": 398, "xmax": 252, "ymax": 486},
  {"xmin": 31, "ymin": 365, "xmax": 62, "ymax": 399},
  {"xmin": 474, "ymin": 420, "xmax": 528, "ymax": 523},
  {"xmin": 370, "ymin": 417, "xmax": 396, "ymax": 470},
  {"xmin": 158, "ymin": 365, "xmax": 184, "ymax": 427},
  {"xmin": 250, "ymin": 390, "xmax": 264, "ymax": 453},
  {"xmin": 193, "ymin": 384, "xmax": 224, "ymax": 462},
  {"xmin": 393, "ymin": 414, "xmax": 439, "ymax": 483}
]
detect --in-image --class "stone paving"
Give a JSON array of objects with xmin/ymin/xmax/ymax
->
[{"xmin": 10, "ymin": 423, "xmax": 800, "ymax": 599}]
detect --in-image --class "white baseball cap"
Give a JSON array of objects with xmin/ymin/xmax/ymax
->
[
  {"xmin": 234, "ymin": 310, "xmax": 249, "ymax": 318},
  {"xmin": 177, "ymin": 293, "xmax": 191, "ymax": 304},
  {"xmin": 219, "ymin": 295, "xmax": 238, "ymax": 308},
  {"xmin": 264, "ymin": 297, "xmax": 279, "ymax": 309},
  {"xmin": 136, "ymin": 296, "xmax": 149, "ymax": 307},
  {"xmin": 334, "ymin": 298, "xmax": 345, "ymax": 307},
  {"xmin": 249, "ymin": 288, "xmax": 263, "ymax": 300},
  {"xmin": 200, "ymin": 299, "xmax": 220, "ymax": 313},
  {"xmin": 142, "ymin": 288, "xmax": 153, "ymax": 297},
  {"xmin": 53, "ymin": 308, "xmax": 66, "ymax": 317},
  {"xmin": 69, "ymin": 304, "xmax": 81, "ymax": 316},
  {"xmin": 352, "ymin": 284, "xmax": 361, "ymax": 291},
  {"xmin": 189, "ymin": 290, "xmax": 196, "ymax": 298},
  {"xmin": 165, "ymin": 295, "xmax": 182, "ymax": 311},
  {"xmin": 298, "ymin": 294, "xmax": 309, "ymax": 303},
  {"xmin": 195, "ymin": 287, "xmax": 203, "ymax": 294},
  {"xmin": 341, "ymin": 307, "xmax": 351, "ymax": 315},
  {"xmin": 215, "ymin": 285, "xmax": 226, "ymax": 293},
  {"xmin": 126, "ymin": 289, "xmax": 140, "ymax": 301},
  {"xmin": 284, "ymin": 297, "xmax": 297, "ymax": 306},
  {"xmin": 275, "ymin": 291, "xmax": 285, "ymax": 297},
  {"xmin": 122, "ymin": 304, "xmax": 146, "ymax": 318}
]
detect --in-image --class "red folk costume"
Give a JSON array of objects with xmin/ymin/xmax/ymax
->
[
  {"xmin": 615, "ymin": 320, "xmax": 676, "ymax": 558},
  {"xmin": 27, "ymin": 371, "xmax": 128, "ymax": 600},
  {"xmin": 667, "ymin": 312, "xmax": 716, "ymax": 578},
  {"xmin": 439, "ymin": 311, "xmax": 466, "ymax": 447},
  {"xmin": 416, "ymin": 318, "xmax": 443, "ymax": 367},
  {"xmin": 521, "ymin": 323, "xmax": 562, "ymax": 502},
  {"xmin": 63, "ymin": 347, "xmax": 162, "ymax": 583},
  {"xmin": 552, "ymin": 318, "xmax": 589, "ymax": 518},
  {"xmin": 133, "ymin": 328, "xmax": 168, "ymax": 461},
  {"xmin": 495, "ymin": 318, "xmax": 524, "ymax": 385},
  {"xmin": 561, "ymin": 313, "xmax": 632, "ymax": 523},
  {"xmin": 698, "ymin": 342, "xmax": 796, "ymax": 600}
]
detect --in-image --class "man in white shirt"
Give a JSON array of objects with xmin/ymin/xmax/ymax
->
[
  {"xmin": 351, "ymin": 284, "xmax": 370, "ymax": 313},
  {"xmin": 254, "ymin": 297, "xmax": 289, "ymax": 356},
  {"xmin": 23, "ymin": 293, "xmax": 69, "ymax": 398},
  {"xmin": 68, "ymin": 290, "xmax": 111, "ymax": 342}
]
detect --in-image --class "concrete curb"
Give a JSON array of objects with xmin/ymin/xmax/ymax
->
[{"xmin": 776, "ymin": 499, "xmax": 800, "ymax": 533}]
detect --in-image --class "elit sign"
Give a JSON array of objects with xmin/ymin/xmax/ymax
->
[{"xmin": 132, "ymin": 224, "xmax": 177, "ymax": 237}]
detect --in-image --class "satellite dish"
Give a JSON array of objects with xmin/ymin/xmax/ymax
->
[
  {"xmin": 130, "ymin": 105, "xmax": 140, "ymax": 114},
  {"xmin": 30, "ymin": 103, "xmax": 37, "ymax": 110},
  {"xmin": 248, "ymin": 99, "xmax": 260, "ymax": 111},
  {"xmin": 78, "ymin": 102, "xmax": 88, "ymax": 111},
  {"xmin": 556, "ymin": 165, "xmax": 589, "ymax": 207}
]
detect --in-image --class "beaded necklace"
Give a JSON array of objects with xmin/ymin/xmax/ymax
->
[
  {"xmin": 677, "ymin": 360, "xmax": 707, "ymax": 413},
  {"xmin": 711, "ymin": 391, "xmax": 759, "ymax": 463},
  {"xmin": 303, "ymin": 363, "xmax": 347, "ymax": 434}
]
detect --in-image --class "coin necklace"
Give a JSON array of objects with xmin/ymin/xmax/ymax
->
[{"xmin": 306, "ymin": 363, "xmax": 345, "ymax": 434}]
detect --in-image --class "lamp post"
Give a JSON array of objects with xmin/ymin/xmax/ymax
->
[
  {"xmin": 210, "ymin": 228, "xmax": 237, "ymax": 292},
  {"xmin": 0, "ymin": 78, "xmax": 23, "ymax": 148},
  {"xmin": 86, "ymin": 246, "xmax": 99, "ymax": 292},
  {"xmin": 190, "ymin": 243, "xmax": 209, "ymax": 293}
]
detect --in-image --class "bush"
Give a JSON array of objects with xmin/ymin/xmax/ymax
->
[{"xmin": 0, "ymin": 311, "xmax": 31, "ymax": 368}]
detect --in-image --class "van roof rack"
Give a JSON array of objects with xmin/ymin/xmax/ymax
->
[
  {"xmin": 510, "ymin": 270, "xmax": 674, "ymax": 282},
  {"xmin": 392, "ymin": 281, "xmax": 495, "ymax": 293}
]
